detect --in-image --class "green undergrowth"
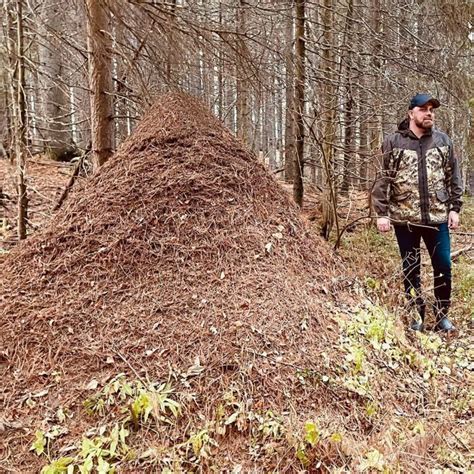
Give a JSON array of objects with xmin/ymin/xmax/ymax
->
[
  {"xmin": 31, "ymin": 374, "xmax": 352, "ymax": 472},
  {"xmin": 30, "ymin": 300, "xmax": 473, "ymax": 473},
  {"xmin": 332, "ymin": 300, "xmax": 472, "ymax": 471},
  {"xmin": 333, "ymin": 202, "xmax": 473, "ymax": 472},
  {"xmin": 32, "ymin": 375, "xmax": 182, "ymax": 473},
  {"xmin": 334, "ymin": 300, "xmax": 473, "ymax": 404},
  {"xmin": 452, "ymin": 254, "xmax": 474, "ymax": 321}
]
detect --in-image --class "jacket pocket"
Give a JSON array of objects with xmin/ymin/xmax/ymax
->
[{"xmin": 435, "ymin": 189, "xmax": 449, "ymax": 203}]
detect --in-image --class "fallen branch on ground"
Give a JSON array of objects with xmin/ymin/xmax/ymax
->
[{"xmin": 53, "ymin": 154, "xmax": 86, "ymax": 212}]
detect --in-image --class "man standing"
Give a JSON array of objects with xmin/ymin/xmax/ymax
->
[{"xmin": 371, "ymin": 93, "xmax": 463, "ymax": 332}]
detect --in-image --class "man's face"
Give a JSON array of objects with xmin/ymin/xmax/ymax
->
[{"xmin": 409, "ymin": 104, "xmax": 435, "ymax": 130}]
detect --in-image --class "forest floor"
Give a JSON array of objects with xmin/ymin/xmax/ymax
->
[
  {"xmin": 0, "ymin": 155, "xmax": 74, "ymax": 255},
  {"xmin": 1, "ymin": 94, "xmax": 473, "ymax": 473}
]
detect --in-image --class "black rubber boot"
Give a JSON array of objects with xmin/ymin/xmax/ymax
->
[
  {"xmin": 410, "ymin": 318, "xmax": 424, "ymax": 331},
  {"xmin": 410, "ymin": 305, "xmax": 425, "ymax": 332},
  {"xmin": 434, "ymin": 316, "xmax": 455, "ymax": 333},
  {"xmin": 433, "ymin": 305, "xmax": 455, "ymax": 333}
]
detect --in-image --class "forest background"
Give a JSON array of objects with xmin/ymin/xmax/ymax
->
[{"xmin": 1, "ymin": 0, "xmax": 473, "ymax": 242}]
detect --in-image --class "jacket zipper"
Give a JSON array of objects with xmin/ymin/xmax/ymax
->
[{"xmin": 418, "ymin": 139, "xmax": 430, "ymax": 223}]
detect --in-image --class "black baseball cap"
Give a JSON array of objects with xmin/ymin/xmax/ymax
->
[{"xmin": 408, "ymin": 93, "xmax": 440, "ymax": 109}]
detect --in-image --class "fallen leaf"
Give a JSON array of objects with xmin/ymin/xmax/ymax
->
[{"xmin": 86, "ymin": 379, "xmax": 99, "ymax": 390}]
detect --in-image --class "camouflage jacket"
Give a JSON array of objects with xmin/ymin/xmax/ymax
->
[{"xmin": 371, "ymin": 127, "xmax": 463, "ymax": 225}]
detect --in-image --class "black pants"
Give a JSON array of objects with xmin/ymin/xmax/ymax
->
[{"xmin": 394, "ymin": 223, "xmax": 451, "ymax": 317}]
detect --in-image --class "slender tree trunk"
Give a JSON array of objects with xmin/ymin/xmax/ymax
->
[
  {"xmin": 74, "ymin": 1, "xmax": 91, "ymax": 151},
  {"xmin": 13, "ymin": 0, "xmax": 28, "ymax": 239},
  {"xmin": 0, "ymin": 71, "xmax": 8, "ymax": 158},
  {"xmin": 340, "ymin": 0, "xmax": 354, "ymax": 195},
  {"xmin": 226, "ymin": 75, "xmax": 236, "ymax": 133},
  {"xmin": 217, "ymin": 3, "xmax": 224, "ymax": 120},
  {"xmin": 359, "ymin": 105, "xmax": 369, "ymax": 188},
  {"xmin": 276, "ymin": 76, "xmax": 283, "ymax": 169},
  {"xmin": 260, "ymin": 93, "xmax": 268, "ymax": 160},
  {"xmin": 114, "ymin": 21, "xmax": 128, "ymax": 144},
  {"xmin": 236, "ymin": 0, "xmax": 251, "ymax": 145},
  {"xmin": 292, "ymin": 0, "xmax": 305, "ymax": 206},
  {"xmin": 254, "ymin": 84, "xmax": 262, "ymax": 152},
  {"xmin": 319, "ymin": 0, "xmax": 337, "ymax": 239},
  {"xmin": 1, "ymin": 15, "xmax": 13, "ymax": 160},
  {"xmin": 37, "ymin": 0, "xmax": 71, "ymax": 160},
  {"xmin": 85, "ymin": 0, "xmax": 114, "ymax": 169},
  {"xmin": 358, "ymin": 9, "xmax": 369, "ymax": 191},
  {"xmin": 284, "ymin": 3, "xmax": 295, "ymax": 182},
  {"xmin": 368, "ymin": 0, "xmax": 383, "ymax": 186},
  {"xmin": 166, "ymin": 0, "xmax": 177, "ymax": 85},
  {"xmin": 265, "ymin": 90, "xmax": 273, "ymax": 168}
]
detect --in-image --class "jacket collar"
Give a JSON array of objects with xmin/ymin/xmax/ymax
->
[{"xmin": 397, "ymin": 127, "xmax": 433, "ymax": 139}]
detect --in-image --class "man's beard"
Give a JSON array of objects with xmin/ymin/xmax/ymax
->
[{"xmin": 414, "ymin": 117, "xmax": 433, "ymax": 130}]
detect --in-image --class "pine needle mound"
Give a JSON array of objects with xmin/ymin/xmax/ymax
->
[
  {"xmin": 2, "ymin": 93, "xmax": 472, "ymax": 473},
  {"xmin": 1, "ymin": 93, "xmax": 351, "ymax": 469}
]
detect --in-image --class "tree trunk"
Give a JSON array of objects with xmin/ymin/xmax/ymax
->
[
  {"xmin": 292, "ymin": 0, "xmax": 305, "ymax": 207},
  {"xmin": 217, "ymin": 3, "xmax": 224, "ymax": 120},
  {"xmin": 284, "ymin": 3, "xmax": 295, "ymax": 182},
  {"xmin": 0, "ymin": 19, "xmax": 12, "ymax": 160},
  {"xmin": 12, "ymin": 0, "xmax": 28, "ymax": 239},
  {"xmin": 276, "ymin": 77, "xmax": 283, "ymax": 170},
  {"xmin": 368, "ymin": 0, "xmax": 383, "ymax": 187},
  {"xmin": 340, "ymin": 0, "xmax": 354, "ymax": 195},
  {"xmin": 236, "ymin": 0, "xmax": 251, "ymax": 145},
  {"xmin": 85, "ymin": 0, "xmax": 114, "ymax": 169},
  {"xmin": 37, "ymin": 0, "xmax": 71, "ymax": 160},
  {"xmin": 359, "ymin": 101, "xmax": 369, "ymax": 189},
  {"xmin": 319, "ymin": 0, "xmax": 337, "ymax": 239}
]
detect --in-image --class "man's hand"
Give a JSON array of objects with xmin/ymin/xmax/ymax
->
[
  {"xmin": 448, "ymin": 210, "xmax": 460, "ymax": 230},
  {"xmin": 377, "ymin": 217, "xmax": 391, "ymax": 233}
]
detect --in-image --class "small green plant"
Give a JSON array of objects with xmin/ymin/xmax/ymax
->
[
  {"xmin": 31, "ymin": 430, "xmax": 47, "ymax": 456},
  {"xmin": 365, "ymin": 401, "xmax": 378, "ymax": 418},
  {"xmin": 365, "ymin": 276, "xmax": 381, "ymax": 291},
  {"xmin": 40, "ymin": 423, "xmax": 132, "ymax": 474},
  {"xmin": 303, "ymin": 421, "xmax": 320, "ymax": 447},
  {"xmin": 36, "ymin": 376, "xmax": 180, "ymax": 473},
  {"xmin": 83, "ymin": 374, "xmax": 134, "ymax": 415},
  {"xmin": 345, "ymin": 345, "xmax": 366, "ymax": 374},
  {"xmin": 359, "ymin": 448, "xmax": 387, "ymax": 472},
  {"xmin": 84, "ymin": 375, "xmax": 181, "ymax": 427},
  {"xmin": 129, "ymin": 382, "xmax": 181, "ymax": 428},
  {"xmin": 257, "ymin": 411, "xmax": 285, "ymax": 440},
  {"xmin": 186, "ymin": 428, "xmax": 218, "ymax": 460},
  {"xmin": 295, "ymin": 421, "xmax": 321, "ymax": 467},
  {"xmin": 30, "ymin": 426, "xmax": 67, "ymax": 459},
  {"xmin": 40, "ymin": 457, "xmax": 74, "ymax": 474}
]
